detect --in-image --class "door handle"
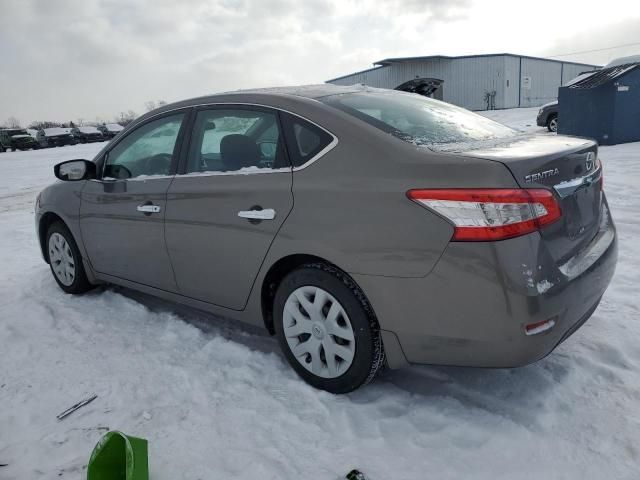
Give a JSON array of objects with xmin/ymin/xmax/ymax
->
[
  {"xmin": 137, "ymin": 204, "xmax": 161, "ymax": 213},
  {"xmin": 238, "ymin": 208, "xmax": 276, "ymax": 220}
]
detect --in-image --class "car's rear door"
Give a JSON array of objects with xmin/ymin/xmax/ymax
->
[
  {"xmin": 165, "ymin": 105, "xmax": 293, "ymax": 310},
  {"xmin": 79, "ymin": 110, "xmax": 189, "ymax": 291}
]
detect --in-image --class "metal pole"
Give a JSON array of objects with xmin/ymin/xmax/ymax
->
[{"xmin": 518, "ymin": 57, "xmax": 522, "ymax": 107}]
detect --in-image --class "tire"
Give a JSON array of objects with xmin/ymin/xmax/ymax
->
[
  {"xmin": 273, "ymin": 263, "xmax": 385, "ymax": 393},
  {"xmin": 547, "ymin": 114, "xmax": 558, "ymax": 132},
  {"xmin": 46, "ymin": 222, "xmax": 94, "ymax": 294}
]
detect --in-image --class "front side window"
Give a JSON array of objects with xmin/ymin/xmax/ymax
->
[
  {"xmin": 186, "ymin": 108, "xmax": 288, "ymax": 174},
  {"xmin": 104, "ymin": 113, "xmax": 184, "ymax": 179},
  {"xmin": 321, "ymin": 91, "xmax": 517, "ymax": 145}
]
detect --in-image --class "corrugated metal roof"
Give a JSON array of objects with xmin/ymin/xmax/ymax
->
[
  {"xmin": 568, "ymin": 63, "xmax": 639, "ymax": 89},
  {"xmin": 326, "ymin": 65, "xmax": 387, "ymax": 83},
  {"xmin": 374, "ymin": 53, "xmax": 599, "ymax": 68}
]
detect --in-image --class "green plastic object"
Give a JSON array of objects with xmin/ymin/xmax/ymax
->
[{"xmin": 87, "ymin": 431, "xmax": 149, "ymax": 480}]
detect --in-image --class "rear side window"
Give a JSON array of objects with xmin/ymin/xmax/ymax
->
[
  {"xmin": 281, "ymin": 113, "xmax": 334, "ymax": 168},
  {"xmin": 185, "ymin": 108, "xmax": 289, "ymax": 174}
]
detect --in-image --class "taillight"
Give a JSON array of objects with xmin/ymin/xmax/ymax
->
[
  {"xmin": 407, "ymin": 188, "xmax": 562, "ymax": 241},
  {"xmin": 598, "ymin": 158, "xmax": 604, "ymax": 191}
]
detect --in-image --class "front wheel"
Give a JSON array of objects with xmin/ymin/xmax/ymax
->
[
  {"xmin": 547, "ymin": 114, "xmax": 558, "ymax": 132},
  {"xmin": 274, "ymin": 263, "xmax": 385, "ymax": 393},
  {"xmin": 46, "ymin": 222, "xmax": 94, "ymax": 294}
]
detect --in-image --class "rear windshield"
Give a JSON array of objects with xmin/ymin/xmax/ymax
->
[{"xmin": 321, "ymin": 91, "xmax": 517, "ymax": 145}]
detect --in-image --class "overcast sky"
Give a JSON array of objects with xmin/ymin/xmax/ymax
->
[{"xmin": 1, "ymin": 0, "xmax": 639, "ymax": 125}]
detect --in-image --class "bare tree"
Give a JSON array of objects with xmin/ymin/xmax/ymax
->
[
  {"xmin": 118, "ymin": 110, "xmax": 138, "ymax": 126},
  {"xmin": 28, "ymin": 121, "xmax": 64, "ymax": 129},
  {"xmin": 6, "ymin": 116, "xmax": 21, "ymax": 128},
  {"xmin": 145, "ymin": 100, "xmax": 167, "ymax": 112}
]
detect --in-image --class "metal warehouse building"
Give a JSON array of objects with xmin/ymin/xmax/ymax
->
[{"xmin": 326, "ymin": 53, "xmax": 599, "ymax": 111}]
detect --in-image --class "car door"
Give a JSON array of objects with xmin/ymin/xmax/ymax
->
[
  {"xmin": 165, "ymin": 106, "xmax": 293, "ymax": 310},
  {"xmin": 79, "ymin": 111, "xmax": 188, "ymax": 291}
]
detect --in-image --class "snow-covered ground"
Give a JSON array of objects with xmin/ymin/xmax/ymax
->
[{"xmin": 1, "ymin": 110, "xmax": 639, "ymax": 479}]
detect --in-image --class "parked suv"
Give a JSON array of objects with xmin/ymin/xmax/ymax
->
[
  {"xmin": 71, "ymin": 126, "xmax": 105, "ymax": 143},
  {"xmin": 97, "ymin": 123, "xmax": 124, "ymax": 139},
  {"xmin": 0, "ymin": 128, "xmax": 40, "ymax": 152},
  {"xmin": 37, "ymin": 128, "xmax": 77, "ymax": 147}
]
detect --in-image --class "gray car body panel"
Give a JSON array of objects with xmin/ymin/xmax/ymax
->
[{"xmin": 36, "ymin": 85, "xmax": 618, "ymax": 370}]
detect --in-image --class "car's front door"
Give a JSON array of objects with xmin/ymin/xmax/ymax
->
[
  {"xmin": 165, "ymin": 106, "xmax": 293, "ymax": 310},
  {"xmin": 79, "ymin": 111, "xmax": 188, "ymax": 291}
]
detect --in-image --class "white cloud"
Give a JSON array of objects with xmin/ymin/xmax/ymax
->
[{"xmin": 0, "ymin": 0, "xmax": 639, "ymax": 125}]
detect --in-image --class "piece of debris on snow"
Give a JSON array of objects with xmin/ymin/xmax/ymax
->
[{"xmin": 56, "ymin": 394, "xmax": 98, "ymax": 420}]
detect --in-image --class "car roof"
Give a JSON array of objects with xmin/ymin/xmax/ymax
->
[
  {"xmin": 129, "ymin": 84, "xmax": 372, "ymax": 130},
  {"xmin": 156, "ymin": 84, "xmax": 368, "ymax": 111},
  {"xmin": 226, "ymin": 84, "xmax": 366, "ymax": 99}
]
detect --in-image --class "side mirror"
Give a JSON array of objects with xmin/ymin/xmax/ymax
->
[{"xmin": 54, "ymin": 159, "xmax": 96, "ymax": 181}]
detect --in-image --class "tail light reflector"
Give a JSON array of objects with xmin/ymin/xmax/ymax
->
[
  {"xmin": 524, "ymin": 318, "xmax": 556, "ymax": 336},
  {"xmin": 407, "ymin": 188, "xmax": 562, "ymax": 241}
]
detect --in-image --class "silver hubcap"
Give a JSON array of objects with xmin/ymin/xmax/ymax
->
[
  {"xmin": 48, "ymin": 232, "xmax": 75, "ymax": 286},
  {"xmin": 283, "ymin": 286, "xmax": 356, "ymax": 379},
  {"xmin": 550, "ymin": 118, "xmax": 558, "ymax": 132}
]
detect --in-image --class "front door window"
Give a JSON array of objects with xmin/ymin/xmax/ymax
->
[{"xmin": 104, "ymin": 113, "xmax": 184, "ymax": 179}]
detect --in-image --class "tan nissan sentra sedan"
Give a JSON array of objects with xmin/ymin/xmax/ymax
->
[{"xmin": 36, "ymin": 85, "xmax": 617, "ymax": 393}]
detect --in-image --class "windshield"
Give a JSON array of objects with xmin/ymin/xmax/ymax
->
[
  {"xmin": 78, "ymin": 126, "xmax": 100, "ymax": 134},
  {"xmin": 6, "ymin": 129, "xmax": 28, "ymax": 136},
  {"xmin": 322, "ymin": 91, "xmax": 517, "ymax": 145}
]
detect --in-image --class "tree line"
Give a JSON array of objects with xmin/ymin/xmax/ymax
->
[{"xmin": 2, "ymin": 100, "xmax": 168, "ymax": 130}]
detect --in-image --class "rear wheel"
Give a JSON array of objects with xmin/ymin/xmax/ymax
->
[
  {"xmin": 46, "ymin": 222, "xmax": 94, "ymax": 294},
  {"xmin": 274, "ymin": 263, "xmax": 385, "ymax": 393},
  {"xmin": 547, "ymin": 114, "xmax": 558, "ymax": 132}
]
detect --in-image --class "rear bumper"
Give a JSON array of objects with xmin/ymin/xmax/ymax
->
[
  {"xmin": 13, "ymin": 140, "xmax": 38, "ymax": 149},
  {"xmin": 352, "ymin": 201, "xmax": 618, "ymax": 368},
  {"xmin": 80, "ymin": 136, "xmax": 104, "ymax": 142},
  {"xmin": 47, "ymin": 137, "xmax": 76, "ymax": 146}
]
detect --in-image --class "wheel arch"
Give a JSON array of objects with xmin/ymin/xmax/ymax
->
[
  {"xmin": 261, "ymin": 254, "xmax": 346, "ymax": 335},
  {"xmin": 38, "ymin": 211, "xmax": 67, "ymax": 263}
]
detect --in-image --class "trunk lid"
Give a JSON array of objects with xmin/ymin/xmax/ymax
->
[{"xmin": 434, "ymin": 134, "xmax": 603, "ymax": 264}]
